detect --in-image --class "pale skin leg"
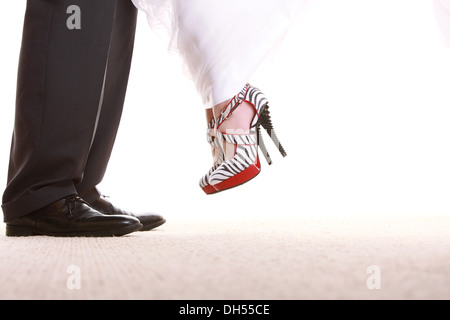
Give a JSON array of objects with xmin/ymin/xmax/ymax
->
[{"xmin": 205, "ymin": 99, "xmax": 256, "ymax": 162}]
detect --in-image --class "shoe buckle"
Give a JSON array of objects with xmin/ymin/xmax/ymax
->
[{"xmin": 221, "ymin": 99, "xmax": 244, "ymax": 121}]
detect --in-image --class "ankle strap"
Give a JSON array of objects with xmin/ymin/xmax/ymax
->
[
  {"xmin": 215, "ymin": 84, "xmax": 250, "ymax": 130},
  {"xmin": 216, "ymin": 131, "xmax": 257, "ymax": 145}
]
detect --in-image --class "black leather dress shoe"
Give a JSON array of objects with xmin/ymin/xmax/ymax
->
[
  {"xmin": 89, "ymin": 196, "xmax": 166, "ymax": 231},
  {"xmin": 5, "ymin": 195, "xmax": 143, "ymax": 237}
]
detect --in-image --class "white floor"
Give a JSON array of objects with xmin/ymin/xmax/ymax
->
[{"xmin": 0, "ymin": 212, "xmax": 449, "ymax": 300}]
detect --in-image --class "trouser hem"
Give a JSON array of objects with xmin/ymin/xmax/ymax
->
[
  {"xmin": 78, "ymin": 187, "xmax": 102, "ymax": 204},
  {"xmin": 2, "ymin": 183, "xmax": 77, "ymax": 222}
]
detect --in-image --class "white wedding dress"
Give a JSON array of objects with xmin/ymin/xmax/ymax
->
[
  {"xmin": 434, "ymin": 0, "xmax": 450, "ymax": 46},
  {"xmin": 131, "ymin": 0, "xmax": 311, "ymax": 109},
  {"xmin": 131, "ymin": 0, "xmax": 450, "ymax": 109}
]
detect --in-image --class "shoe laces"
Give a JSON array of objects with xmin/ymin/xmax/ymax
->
[{"xmin": 65, "ymin": 195, "xmax": 90, "ymax": 216}]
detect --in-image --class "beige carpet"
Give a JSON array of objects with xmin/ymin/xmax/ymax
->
[{"xmin": 0, "ymin": 213, "xmax": 449, "ymax": 300}]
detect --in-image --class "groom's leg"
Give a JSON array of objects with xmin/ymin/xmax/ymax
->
[
  {"xmin": 76, "ymin": 0, "xmax": 138, "ymax": 202},
  {"xmin": 2, "ymin": 0, "xmax": 119, "ymax": 222}
]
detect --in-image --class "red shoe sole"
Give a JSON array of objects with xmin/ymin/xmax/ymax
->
[
  {"xmin": 202, "ymin": 184, "xmax": 218, "ymax": 195},
  {"xmin": 208, "ymin": 157, "xmax": 261, "ymax": 194}
]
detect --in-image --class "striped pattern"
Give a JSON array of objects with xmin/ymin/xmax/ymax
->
[
  {"xmin": 205, "ymin": 118, "xmax": 216, "ymax": 146},
  {"xmin": 200, "ymin": 162, "xmax": 221, "ymax": 189},
  {"xmin": 200, "ymin": 83, "xmax": 286, "ymax": 192},
  {"xmin": 199, "ymin": 119, "xmax": 223, "ymax": 189},
  {"xmin": 214, "ymin": 84, "xmax": 269, "ymax": 131},
  {"xmin": 257, "ymin": 128, "xmax": 272, "ymax": 165},
  {"xmin": 209, "ymin": 143, "xmax": 258, "ymax": 186},
  {"xmin": 209, "ymin": 84, "xmax": 268, "ymax": 188},
  {"xmin": 215, "ymin": 85, "xmax": 250, "ymax": 130},
  {"xmin": 216, "ymin": 130, "xmax": 257, "ymax": 145},
  {"xmin": 259, "ymin": 107, "xmax": 287, "ymax": 158}
]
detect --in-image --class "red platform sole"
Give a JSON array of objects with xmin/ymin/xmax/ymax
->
[
  {"xmin": 204, "ymin": 157, "xmax": 261, "ymax": 195},
  {"xmin": 202, "ymin": 184, "xmax": 217, "ymax": 195}
]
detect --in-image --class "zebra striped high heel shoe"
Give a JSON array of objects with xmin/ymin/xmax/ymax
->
[{"xmin": 203, "ymin": 83, "xmax": 287, "ymax": 194}]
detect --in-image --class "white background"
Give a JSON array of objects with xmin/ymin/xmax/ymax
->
[{"xmin": 1, "ymin": 0, "xmax": 450, "ymax": 221}]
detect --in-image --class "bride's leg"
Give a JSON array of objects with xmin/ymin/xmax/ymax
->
[
  {"xmin": 171, "ymin": 0, "xmax": 302, "ymax": 193},
  {"xmin": 205, "ymin": 108, "xmax": 214, "ymax": 124},
  {"xmin": 213, "ymin": 100, "xmax": 255, "ymax": 134},
  {"xmin": 213, "ymin": 100, "xmax": 256, "ymax": 161}
]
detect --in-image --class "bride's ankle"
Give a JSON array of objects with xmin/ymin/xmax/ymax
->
[
  {"xmin": 213, "ymin": 100, "xmax": 256, "ymax": 161},
  {"xmin": 213, "ymin": 101, "xmax": 256, "ymax": 133}
]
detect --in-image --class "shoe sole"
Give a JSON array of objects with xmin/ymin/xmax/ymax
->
[
  {"xmin": 205, "ymin": 157, "xmax": 261, "ymax": 195},
  {"xmin": 5, "ymin": 222, "xmax": 143, "ymax": 237},
  {"xmin": 202, "ymin": 184, "xmax": 217, "ymax": 195},
  {"xmin": 140, "ymin": 219, "xmax": 167, "ymax": 232}
]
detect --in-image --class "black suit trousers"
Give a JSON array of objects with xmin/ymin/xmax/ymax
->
[{"xmin": 2, "ymin": 0, "xmax": 138, "ymax": 222}]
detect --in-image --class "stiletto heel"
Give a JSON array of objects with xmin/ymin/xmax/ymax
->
[
  {"xmin": 200, "ymin": 83, "xmax": 287, "ymax": 194},
  {"xmin": 258, "ymin": 105, "xmax": 287, "ymax": 158},
  {"xmin": 257, "ymin": 126, "xmax": 272, "ymax": 165}
]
